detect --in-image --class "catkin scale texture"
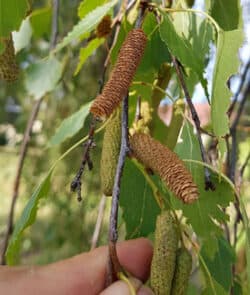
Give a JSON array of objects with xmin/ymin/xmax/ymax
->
[
  {"xmin": 130, "ymin": 133, "xmax": 199, "ymax": 204},
  {"xmin": 150, "ymin": 211, "xmax": 179, "ymax": 295},
  {"xmin": 0, "ymin": 36, "xmax": 19, "ymax": 82},
  {"xmin": 171, "ymin": 248, "xmax": 192, "ymax": 295},
  {"xmin": 90, "ymin": 29, "xmax": 147, "ymax": 119},
  {"xmin": 100, "ymin": 108, "xmax": 121, "ymax": 196}
]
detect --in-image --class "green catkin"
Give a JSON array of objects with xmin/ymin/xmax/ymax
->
[
  {"xmin": 171, "ymin": 247, "xmax": 192, "ymax": 295},
  {"xmin": 100, "ymin": 107, "xmax": 121, "ymax": 196},
  {"xmin": 150, "ymin": 211, "xmax": 179, "ymax": 295}
]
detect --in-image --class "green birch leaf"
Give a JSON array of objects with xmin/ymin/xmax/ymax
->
[
  {"xmin": 29, "ymin": 7, "xmax": 52, "ymax": 38},
  {"xmin": 25, "ymin": 55, "xmax": 63, "ymax": 100},
  {"xmin": 201, "ymin": 275, "xmax": 228, "ymax": 295},
  {"xmin": 159, "ymin": 12, "xmax": 210, "ymax": 96},
  {"xmin": 78, "ymin": 0, "xmax": 108, "ymax": 19},
  {"xmin": 0, "ymin": 0, "xmax": 30, "ymax": 37},
  {"xmin": 48, "ymin": 102, "xmax": 91, "ymax": 147},
  {"xmin": 137, "ymin": 12, "xmax": 171, "ymax": 75},
  {"xmin": 74, "ymin": 38, "xmax": 104, "ymax": 75},
  {"xmin": 120, "ymin": 159, "xmax": 160, "ymax": 239},
  {"xmin": 210, "ymin": 0, "xmax": 243, "ymax": 31},
  {"xmin": 201, "ymin": 237, "xmax": 235, "ymax": 293},
  {"xmin": 171, "ymin": 123, "xmax": 234, "ymax": 256},
  {"xmin": 54, "ymin": 0, "xmax": 117, "ymax": 52},
  {"xmin": 211, "ymin": 29, "xmax": 243, "ymax": 137},
  {"xmin": 6, "ymin": 172, "xmax": 52, "ymax": 265},
  {"xmin": 172, "ymin": 12, "xmax": 213, "ymax": 69}
]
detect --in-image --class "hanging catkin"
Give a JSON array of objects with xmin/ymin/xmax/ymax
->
[
  {"xmin": 171, "ymin": 247, "xmax": 192, "ymax": 295},
  {"xmin": 130, "ymin": 133, "xmax": 199, "ymax": 204},
  {"xmin": 0, "ymin": 36, "xmax": 19, "ymax": 82},
  {"xmin": 100, "ymin": 107, "xmax": 121, "ymax": 196},
  {"xmin": 150, "ymin": 211, "xmax": 179, "ymax": 295},
  {"xmin": 90, "ymin": 29, "xmax": 147, "ymax": 119}
]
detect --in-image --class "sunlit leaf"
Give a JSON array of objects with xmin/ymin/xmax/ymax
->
[
  {"xmin": 159, "ymin": 12, "xmax": 211, "ymax": 96},
  {"xmin": 12, "ymin": 18, "xmax": 32, "ymax": 53},
  {"xmin": 78, "ymin": 0, "xmax": 108, "ymax": 19},
  {"xmin": 74, "ymin": 38, "xmax": 104, "ymax": 75},
  {"xmin": 210, "ymin": 0, "xmax": 242, "ymax": 31},
  {"xmin": 48, "ymin": 102, "xmax": 91, "ymax": 147},
  {"xmin": 211, "ymin": 29, "xmax": 243, "ymax": 137},
  {"xmin": 54, "ymin": 0, "xmax": 117, "ymax": 52},
  {"xmin": 6, "ymin": 172, "xmax": 52, "ymax": 265},
  {"xmin": 25, "ymin": 55, "xmax": 63, "ymax": 99}
]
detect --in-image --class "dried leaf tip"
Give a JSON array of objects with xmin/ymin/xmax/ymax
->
[
  {"xmin": 130, "ymin": 133, "xmax": 199, "ymax": 204},
  {"xmin": 96, "ymin": 15, "xmax": 112, "ymax": 38},
  {"xmin": 90, "ymin": 29, "xmax": 147, "ymax": 119}
]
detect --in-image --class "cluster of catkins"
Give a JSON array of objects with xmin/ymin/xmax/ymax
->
[
  {"xmin": 150, "ymin": 211, "xmax": 192, "ymax": 295},
  {"xmin": 89, "ymin": 27, "xmax": 198, "ymax": 294},
  {"xmin": 90, "ymin": 28, "xmax": 199, "ymax": 203}
]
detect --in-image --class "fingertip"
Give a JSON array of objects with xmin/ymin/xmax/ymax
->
[{"xmin": 117, "ymin": 238, "xmax": 153, "ymax": 282}]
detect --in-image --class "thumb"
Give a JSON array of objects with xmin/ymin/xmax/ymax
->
[{"xmin": 100, "ymin": 277, "xmax": 154, "ymax": 295}]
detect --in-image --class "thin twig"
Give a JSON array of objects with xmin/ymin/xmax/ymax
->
[
  {"xmin": 228, "ymin": 60, "xmax": 250, "ymax": 118},
  {"xmin": 229, "ymin": 66, "xmax": 250, "ymax": 182},
  {"xmin": 228, "ymin": 63, "xmax": 250, "ymax": 254},
  {"xmin": 107, "ymin": 94, "xmax": 129, "ymax": 285},
  {"xmin": 0, "ymin": 1, "xmax": 60, "ymax": 264},
  {"xmin": 70, "ymin": 119, "xmax": 96, "ymax": 201},
  {"xmin": 172, "ymin": 56, "xmax": 214, "ymax": 190},
  {"xmin": 90, "ymin": 194, "xmax": 107, "ymax": 250},
  {"xmin": 240, "ymin": 152, "xmax": 250, "ymax": 178},
  {"xmin": 50, "ymin": 0, "xmax": 60, "ymax": 50},
  {"xmin": 135, "ymin": 96, "xmax": 142, "ymax": 122},
  {"xmin": 0, "ymin": 98, "xmax": 43, "ymax": 265}
]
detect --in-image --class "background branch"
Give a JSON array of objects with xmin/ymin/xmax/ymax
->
[
  {"xmin": 0, "ymin": 98, "xmax": 43, "ymax": 265},
  {"xmin": 90, "ymin": 194, "xmax": 107, "ymax": 250}
]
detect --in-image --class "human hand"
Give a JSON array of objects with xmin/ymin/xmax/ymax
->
[{"xmin": 0, "ymin": 238, "xmax": 154, "ymax": 295}]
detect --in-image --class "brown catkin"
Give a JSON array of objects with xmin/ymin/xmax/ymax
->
[
  {"xmin": 171, "ymin": 247, "xmax": 192, "ymax": 295},
  {"xmin": 100, "ymin": 107, "xmax": 121, "ymax": 196},
  {"xmin": 96, "ymin": 15, "xmax": 112, "ymax": 38},
  {"xmin": 130, "ymin": 133, "xmax": 199, "ymax": 204},
  {"xmin": 150, "ymin": 211, "xmax": 179, "ymax": 295},
  {"xmin": 90, "ymin": 29, "xmax": 147, "ymax": 119},
  {"xmin": 0, "ymin": 36, "xmax": 19, "ymax": 82}
]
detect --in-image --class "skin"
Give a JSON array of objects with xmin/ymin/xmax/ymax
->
[{"xmin": 0, "ymin": 238, "xmax": 154, "ymax": 295}]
